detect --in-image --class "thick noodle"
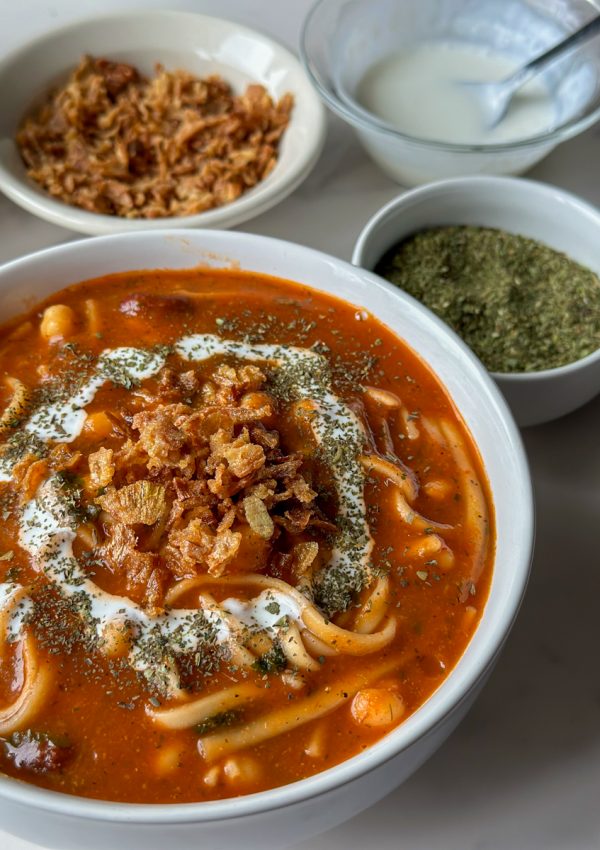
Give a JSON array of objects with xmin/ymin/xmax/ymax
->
[
  {"xmin": 0, "ymin": 378, "xmax": 30, "ymax": 434},
  {"xmin": 165, "ymin": 574, "xmax": 397, "ymax": 656},
  {"xmin": 0, "ymin": 635, "xmax": 54, "ymax": 736},
  {"xmin": 422, "ymin": 417, "xmax": 489, "ymax": 584},
  {"xmin": 147, "ymin": 682, "xmax": 267, "ymax": 731},
  {"xmin": 199, "ymin": 651, "xmax": 409, "ymax": 761},
  {"xmin": 280, "ymin": 622, "xmax": 321, "ymax": 672},
  {"xmin": 353, "ymin": 576, "xmax": 390, "ymax": 635},
  {"xmin": 360, "ymin": 453, "xmax": 418, "ymax": 501}
]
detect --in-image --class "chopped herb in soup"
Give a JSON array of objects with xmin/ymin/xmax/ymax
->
[{"xmin": 375, "ymin": 226, "xmax": 600, "ymax": 372}]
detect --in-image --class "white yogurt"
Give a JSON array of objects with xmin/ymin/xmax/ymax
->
[
  {"xmin": 0, "ymin": 347, "xmax": 167, "ymax": 482},
  {"xmin": 355, "ymin": 41, "xmax": 555, "ymax": 145},
  {"xmin": 222, "ymin": 591, "xmax": 302, "ymax": 634}
]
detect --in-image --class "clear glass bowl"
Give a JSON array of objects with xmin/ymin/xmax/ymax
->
[{"xmin": 300, "ymin": 0, "xmax": 600, "ymax": 185}]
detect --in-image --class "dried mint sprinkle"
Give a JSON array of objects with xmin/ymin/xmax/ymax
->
[{"xmin": 375, "ymin": 226, "xmax": 600, "ymax": 372}]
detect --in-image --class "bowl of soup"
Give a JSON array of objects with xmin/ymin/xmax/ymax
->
[{"xmin": 0, "ymin": 231, "xmax": 533, "ymax": 850}]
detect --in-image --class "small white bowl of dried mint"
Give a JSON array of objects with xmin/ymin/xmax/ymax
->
[{"xmin": 352, "ymin": 175, "xmax": 600, "ymax": 427}]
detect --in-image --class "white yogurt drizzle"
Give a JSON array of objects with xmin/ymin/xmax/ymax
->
[
  {"xmin": 18, "ymin": 480, "xmax": 229, "ymax": 693},
  {"xmin": 222, "ymin": 590, "xmax": 301, "ymax": 634},
  {"xmin": 0, "ymin": 347, "xmax": 166, "ymax": 482},
  {"xmin": 0, "ymin": 334, "xmax": 373, "ymax": 690}
]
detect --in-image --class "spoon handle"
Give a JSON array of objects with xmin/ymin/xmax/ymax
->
[{"xmin": 511, "ymin": 14, "xmax": 600, "ymax": 88}]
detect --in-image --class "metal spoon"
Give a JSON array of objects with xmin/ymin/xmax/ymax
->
[{"xmin": 463, "ymin": 14, "xmax": 600, "ymax": 128}]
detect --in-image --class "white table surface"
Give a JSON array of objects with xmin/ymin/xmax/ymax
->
[{"xmin": 1, "ymin": 2, "xmax": 599, "ymax": 849}]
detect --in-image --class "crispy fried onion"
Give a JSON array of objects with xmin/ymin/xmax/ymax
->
[
  {"xmin": 93, "ymin": 363, "xmax": 325, "ymax": 611},
  {"xmin": 97, "ymin": 480, "xmax": 167, "ymax": 525},
  {"xmin": 16, "ymin": 57, "xmax": 293, "ymax": 220}
]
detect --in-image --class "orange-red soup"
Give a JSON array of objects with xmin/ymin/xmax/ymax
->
[{"xmin": 0, "ymin": 269, "xmax": 493, "ymax": 802}]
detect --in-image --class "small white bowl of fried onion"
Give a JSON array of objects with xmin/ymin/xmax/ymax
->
[{"xmin": 0, "ymin": 11, "xmax": 326, "ymax": 235}]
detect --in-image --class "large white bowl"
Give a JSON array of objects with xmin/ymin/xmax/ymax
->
[
  {"xmin": 0, "ymin": 231, "xmax": 533, "ymax": 850},
  {"xmin": 0, "ymin": 11, "xmax": 326, "ymax": 235},
  {"xmin": 352, "ymin": 176, "xmax": 600, "ymax": 427}
]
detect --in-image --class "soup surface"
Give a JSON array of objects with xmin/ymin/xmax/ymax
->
[{"xmin": 0, "ymin": 269, "xmax": 494, "ymax": 803}]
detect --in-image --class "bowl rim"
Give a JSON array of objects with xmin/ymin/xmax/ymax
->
[
  {"xmin": 0, "ymin": 229, "xmax": 534, "ymax": 823},
  {"xmin": 300, "ymin": 0, "xmax": 600, "ymax": 154},
  {"xmin": 0, "ymin": 9, "xmax": 327, "ymax": 235},
  {"xmin": 351, "ymin": 174, "xmax": 600, "ymax": 379}
]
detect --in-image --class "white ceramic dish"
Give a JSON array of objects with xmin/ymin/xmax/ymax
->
[
  {"xmin": 0, "ymin": 11, "xmax": 326, "ymax": 235},
  {"xmin": 0, "ymin": 230, "xmax": 533, "ymax": 850},
  {"xmin": 301, "ymin": 0, "xmax": 600, "ymax": 185},
  {"xmin": 353, "ymin": 175, "xmax": 600, "ymax": 427}
]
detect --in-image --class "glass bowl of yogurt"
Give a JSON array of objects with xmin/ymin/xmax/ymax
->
[{"xmin": 300, "ymin": 0, "xmax": 600, "ymax": 185}]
